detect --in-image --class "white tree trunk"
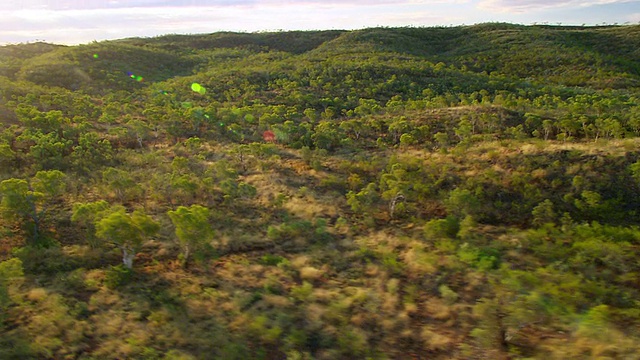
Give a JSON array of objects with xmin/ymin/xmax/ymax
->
[
  {"xmin": 122, "ymin": 248, "xmax": 135, "ymax": 269},
  {"xmin": 184, "ymin": 244, "xmax": 190, "ymax": 265}
]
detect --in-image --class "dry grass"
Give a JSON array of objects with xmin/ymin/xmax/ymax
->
[
  {"xmin": 290, "ymin": 255, "xmax": 310, "ymax": 269},
  {"xmin": 245, "ymin": 164, "xmax": 342, "ymax": 221},
  {"xmin": 262, "ymin": 294, "xmax": 293, "ymax": 308},
  {"xmin": 404, "ymin": 241, "xmax": 439, "ymax": 275},
  {"xmin": 299, "ymin": 266, "xmax": 324, "ymax": 281},
  {"xmin": 312, "ymin": 287, "xmax": 340, "ymax": 303},
  {"xmin": 89, "ymin": 289, "xmax": 121, "ymax": 309},
  {"xmin": 26, "ymin": 288, "xmax": 48, "ymax": 302},
  {"xmin": 421, "ymin": 326, "xmax": 454, "ymax": 351},
  {"xmin": 285, "ymin": 196, "xmax": 337, "ymax": 219},
  {"xmin": 354, "ymin": 230, "xmax": 406, "ymax": 252},
  {"xmin": 424, "ymin": 297, "xmax": 453, "ymax": 320}
]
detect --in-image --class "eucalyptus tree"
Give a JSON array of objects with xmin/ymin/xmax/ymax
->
[
  {"xmin": 95, "ymin": 209, "xmax": 159, "ymax": 269},
  {"xmin": 167, "ymin": 205, "xmax": 213, "ymax": 267},
  {"xmin": 0, "ymin": 170, "xmax": 66, "ymax": 246}
]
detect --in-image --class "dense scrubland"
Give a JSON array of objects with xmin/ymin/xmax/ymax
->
[{"xmin": 1, "ymin": 23, "xmax": 640, "ymax": 359}]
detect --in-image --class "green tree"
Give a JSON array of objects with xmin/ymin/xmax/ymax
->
[
  {"xmin": 312, "ymin": 121, "xmax": 341, "ymax": 151},
  {"xmin": 95, "ymin": 209, "xmax": 159, "ymax": 269},
  {"xmin": 101, "ymin": 167, "xmax": 140, "ymax": 202},
  {"xmin": 0, "ymin": 170, "xmax": 66, "ymax": 246},
  {"xmin": 127, "ymin": 118, "xmax": 153, "ymax": 148},
  {"xmin": 424, "ymin": 216, "xmax": 460, "ymax": 240},
  {"xmin": 542, "ymin": 119, "xmax": 554, "ymax": 140},
  {"xmin": 346, "ymin": 182, "xmax": 380, "ymax": 216},
  {"xmin": 167, "ymin": 205, "xmax": 213, "ymax": 267},
  {"xmin": 0, "ymin": 142, "xmax": 16, "ymax": 171},
  {"xmin": 220, "ymin": 179, "xmax": 257, "ymax": 202},
  {"xmin": 71, "ymin": 132, "xmax": 113, "ymax": 173},
  {"xmin": 531, "ymin": 199, "xmax": 556, "ymax": 227},
  {"xmin": 399, "ymin": 133, "xmax": 416, "ymax": 148},
  {"xmin": 339, "ymin": 119, "xmax": 367, "ymax": 141},
  {"xmin": 71, "ymin": 200, "xmax": 111, "ymax": 248},
  {"xmin": 229, "ymin": 144, "xmax": 253, "ymax": 173},
  {"xmin": 170, "ymin": 174, "xmax": 199, "ymax": 204},
  {"xmin": 380, "ymin": 163, "xmax": 414, "ymax": 219},
  {"xmin": 434, "ymin": 132, "xmax": 449, "ymax": 149},
  {"xmin": 388, "ymin": 117, "xmax": 410, "ymax": 144},
  {"xmin": 444, "ymin": 188, "xmax": 480, "ymax": 219},
  {"xmin": 353, "ymin": 98, "xmax": 382, "ymax": 117},
  {"xmin": 21, "ymin": 131, "xmax": 73, "ymax": 170},
  {"xmin": 454, "ymin": 118, "xmax": 473, "ymax": 144},
  {"xmin": 16, "ymin": 108, "xmax": 69, "ymax": 134}
]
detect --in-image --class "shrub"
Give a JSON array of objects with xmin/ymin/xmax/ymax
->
[
  {"xmin": 438, "ymin": 284, "xmax": 459, "ymax": 305},
  {"xmin": 424, "ymin": 216, "xmax": 460, "ymax": 240},
  {"xmin": 290, "ymin": 281, "xmax": 314, "ymax": 303},
  {"xmin": 260, "ymin": 254, "xmax": 286, "ymax": 266},
  {"xmin": 421, "ymin": 326, "xmax": 453, "ymax": 351},
  {"xmin": 104, "ymin": 264, "xmax": 133, "ymax": 289},
  {"xmin": 532, "ymin": 199, "xmax": 556, "ymax": 226}
]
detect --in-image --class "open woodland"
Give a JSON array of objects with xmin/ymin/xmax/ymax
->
[{"xmin": 1, "ymin": 23, "xmax": 640, "ymax": 359}]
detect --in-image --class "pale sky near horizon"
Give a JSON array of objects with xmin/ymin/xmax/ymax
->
[{"xmin": 1, "ymin": 0, "xmax": 639, "ymax": 45}]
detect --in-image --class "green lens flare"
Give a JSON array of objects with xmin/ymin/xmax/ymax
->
[
  {"xmin": 191, "ymin": 83, "xmax": 206, "ymax": 95},
  {"xmin": 127, "ymin": 72, "xmax": 143, "ymax": 82}
]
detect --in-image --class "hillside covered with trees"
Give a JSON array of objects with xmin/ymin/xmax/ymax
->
[{"xmin": 1, "ymin": 23, "xmax": 640, "ymax": 359}]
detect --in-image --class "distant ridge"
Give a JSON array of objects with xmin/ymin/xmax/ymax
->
[{"xmin": 1, "ymin": 24, "xmax": 639, "ymax": 94}]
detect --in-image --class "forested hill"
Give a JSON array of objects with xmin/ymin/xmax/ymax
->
[
  {"xmin": 2, "ymin": 24, "xmax": 640, "ymax": 93},
  {"xmin": 1, "ymin": 24, "xmax": 640, "ymax": 359}
]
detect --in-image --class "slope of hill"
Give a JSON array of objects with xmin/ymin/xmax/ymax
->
[{"xmin": 1, "ymin": 24, "xmax": 640, "ymax": 359}]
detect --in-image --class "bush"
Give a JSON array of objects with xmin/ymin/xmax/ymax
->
[
  {"xmin": 439, "ymin": 284, "xmax": 459, "ymax": 305},
  {"xmin": 260, "ymin": 254, "xmax": 286, "ymax": 266},
  {"xmin": 13, "ymin": 246, "xmax": 78, "ymax": 274},
  {"xmin": 424, "ymin": 216, "xmax": 460, "ymax": 240},
  {"xmin": 104, "ymin": 264, "xmax": 133, "ymax": 289}
]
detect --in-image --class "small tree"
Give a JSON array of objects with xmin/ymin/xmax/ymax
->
[
  {"xmin": 95, "ymin": 209, "xmax": 159, "ymax": 269},
  {"xmin": 70, "ymin": 132, "xmax": 113, "ymax": 173},
  {"xmin": 101, "ymin": 167, "xmax": 140, "ymax": 202},
  {"xmin": 346, "ymin": 182, "xmax": 380, "ymax": 216},
  {"xmin": 0, "ymin": 170, "xmax": 66, "ymax": 246},
  {"xmin": 399, "ymin": 133, "xmax": 416, "ymax": 148},
  {"xmin": 454, "ymin": 119, "xmax": 473, "ymax": 143},
  {"xmin": 531, "ymin": 199, "xmax": 556, "ymax": 227},
  {"xmin": 444, "ymin": 188, "xmax": 480, "ymax": 219},
  {"xmin": 434, "ymin": 132, "xmax": 449, "ymax": 149},
  {"xmin": 23, "ymin": 131, "xmax": 73, "ymax": 170},
  {"xmin": 0, "ymin": 142, "xmax": 16, "ymax": 170},
  {"xmin": 167, "ymin": 205, "xmax": 213, "ymax": 267},
  {"xmin": 71, "ymin": 200, "xmax": 111, "ymax": 248}
]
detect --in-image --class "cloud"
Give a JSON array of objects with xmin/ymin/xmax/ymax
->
[
  {"xmin": 477, "ymin": 0, "xmax": 638, "ymax": 13},
  {"xmin": 0, "ymin": 0, "xmax": 633, "ymax": 45},
  {"xmin": 2, "ymin": 6, "xmax": 238, "ymax": 39},
  {"xmin": 0, "ymin": 0, "xmax": 471, "ymax": 44},
  {"xmin": 1, "ymin": 0, "xmax": 467, "ymax": 11},
  {"xmin": 0, "ymin": 4, "xmax": 384, "ymax": 44}
]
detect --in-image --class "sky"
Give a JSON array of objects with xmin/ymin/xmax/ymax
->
[{"xmin": 1, "ymin": 0, "xmax": 639, "ymax": 45}]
